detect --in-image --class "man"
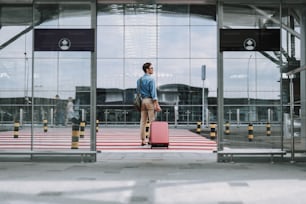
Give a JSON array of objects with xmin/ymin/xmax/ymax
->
[
  {"xmin": 137, "ymin": 62, "xmax": 161, "ymax": 146},
  {"xmin": 54, "ymin": 95, "xmax": 65, "ymax": 126}
]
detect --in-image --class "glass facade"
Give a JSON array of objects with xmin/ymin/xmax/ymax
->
[
  {"xmin": 96, "ymin": 3, "xmax": 216, "ymax": 125},
  {"xmin": 0, "ymin": 0, "xmax": 305, "ymax": 153}
]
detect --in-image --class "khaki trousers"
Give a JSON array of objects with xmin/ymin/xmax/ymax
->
[{"xmin": 140, "ymin": 98, "xmax": 155, "ymax": 142}]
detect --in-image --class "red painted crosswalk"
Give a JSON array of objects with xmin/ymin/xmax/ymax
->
[{"xmin": 0, "ymin": 127, "xmax": 217, "ymax": 151}]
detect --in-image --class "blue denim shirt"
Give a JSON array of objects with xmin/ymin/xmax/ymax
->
[{"xmin": 136, "ymin": 74, "xmax": 158, "ymax": 101}]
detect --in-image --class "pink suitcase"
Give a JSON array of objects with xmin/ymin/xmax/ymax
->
[{"xmin": 149, "ymin": 121, "xmax": 169, "ymax": 148}]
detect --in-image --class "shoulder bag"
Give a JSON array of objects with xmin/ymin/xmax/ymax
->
[{"xmin": 134, "ymin": 77, "xmax": 142, "ymax": 111}]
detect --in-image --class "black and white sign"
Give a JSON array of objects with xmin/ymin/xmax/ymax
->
[
  {"xmin": 220, "ymin": 29, "xmax": 280, "ymax": 51},
  {"xmin": 34, "ymin": 29, "xmax": 95, "ymax": 51}
]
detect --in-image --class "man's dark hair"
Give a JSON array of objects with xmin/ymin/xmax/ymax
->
[{"xmin": 142, "ymin": 62, "xmax": 151, "ymax": 73}]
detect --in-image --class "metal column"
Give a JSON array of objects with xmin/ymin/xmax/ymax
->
[{"xmin": 90, "ymin": 0, "xmax": 97, "ymax": 161}]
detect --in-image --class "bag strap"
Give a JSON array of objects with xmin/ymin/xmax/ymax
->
[{"xmin": 137, "ymin": 77, "xmax": 142, "ymax": 94}]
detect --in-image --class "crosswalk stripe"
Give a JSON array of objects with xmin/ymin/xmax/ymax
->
[{"xmin": 0, "ymin": 127, "xmax": 217, "ymax": 151}]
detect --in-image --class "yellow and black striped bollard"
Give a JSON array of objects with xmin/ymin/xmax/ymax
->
[
  {"xmin": 145, "ymin": 121, "xmax": 150, "ymax": 139},
  {"xmin": 71, "ymin": 123, "xmax": 80, "ymax": 149},
  {"xmin": 248, "ymin": 123, "xmax": 254, "ymax": 141},
  {"xmin": 225, "ymin": 121, "xmax": 230, "ymax": 135},
  {"xmin": 209, "ymin": 123, "xmax": 217, "ymax": 140},
  {"xmin": 196, "ymin": 121, "xmax": 202, "ymax": 134},
  {"xmin": 96, "ymin": 120, "xmax": 99, "ymax": 133},
  {"xmin": 80, "ymin": 121, "xmax": 86, "ymax": 138},
  {"xmin": 43, "ymin": 119, "xmax": 48, "ymax": 133},
  {"xmin": 13, "ymin": 121, "xmax": 20, "ymax": 138},
  {"xmin": 266, "ymin": 122, "xmax": 271, "ymax": 136}
]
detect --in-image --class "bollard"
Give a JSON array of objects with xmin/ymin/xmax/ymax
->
[
  {"xmin": 196, "ymin": 121, "xmax": 202, "ymax": 134},
  {"xmin": 209, "ymin": 123, "xmax": 217, "ymax": 140},
  {"xmin": 43, "ymin": 119, "xmax": 48, "ymax": 133},
  {"xmin": 71, "ymin": 123, "xmax": 80, "ymax": 149},
  {"xmin": 80, "ymin": 121, "xmax": 85, "ymax": 138},
  {"xmin": 96, "ymin": 120, "xmax": 99, "ymax": 133},
  {"xmin": 225, "ymin": 121, "xmax": 230, "ymax": 135},
  {"xmin": 145, "ymin": 121, "xmax": 150, "ymax": 139},
  {"xmin": 266, "ymin": 122, "xmax": 271, "ymax": 136},
  {"xmin": 248, "ymin": 123, "xmax": 254, "ymax": 141},
  {"xmin": 13, "ymin": 121, "xmax": 20, "ymax": 138}
]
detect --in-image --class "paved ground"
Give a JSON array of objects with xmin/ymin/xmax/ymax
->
[{"xmin": 1, "ymin": 151, "xmax": 306, "ymax": 204}]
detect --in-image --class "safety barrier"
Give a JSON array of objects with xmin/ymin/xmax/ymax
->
[
  {"xmin": 96, "ymin": 120, "xmax": 99, "ymax": 133},
  {"xmin": 13, "ymin": 121, "xmax": 19, "ymax": 138},
  {"xmin": 80, "ymin": 121, "xmax": 85, "ymax": 138},
  {"xmin": 266, "ymin": 122, "xmax": 271, "ymax": 136},
  {"xmin": 71, "ymin": 123, "xmax": 80, "ymax": 149},
  {"xmin": 210, "ymin": 123, "xmax": 217, "ymax": 140},
  {"xmin": 248, "ymin": 123, "xmax": 254, "ymax": 141},
  {"xmin": 196, "ymin": 121, "xmax": 202, "ymax": 134},
  {"xmin": 43, "ymin": 119, "xmax": 48, "ymax": 133},
  {"xmin": 225, "ymin": 121, "xmax": 230, "ymax": 135}
]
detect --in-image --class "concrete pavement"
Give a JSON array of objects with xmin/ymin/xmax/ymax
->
[{"xmin": 1, "ymin": 151, "xmax": 306, "ymax": 204}]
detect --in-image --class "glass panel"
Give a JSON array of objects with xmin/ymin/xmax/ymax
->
[
  {"xmin": 190, "ymin": 26, "xmax": 216, "ymax": 58},
  {"xmin": 125, "ymin": 26, "xmax": 157, "ymax": 58},
  {"xmin": 96, "ymin": 2, "xmax": 218, "ymax": 125},
  {"xmin": 157, "ymin": 59, "xmax": 189, "ymax": 86},
  {"xmin": 97, "ymin": 26, "xmax": 124, "ymax": 58},
  {"xmin": 190, "ymin": 5, "xmax": 217, "ymax": 26},
  {"xmin": 31, "ymin": 2, "xmax": 92, "ymax": 151},
  {"xmin": 190, "ymin": 59, "xmax": 217, "ymax": 97},
  {"xmin": 224, "ymin": 53, "xmax": 281, "ymax": 98},
  {"xmin": 0, "ymin": 5, "xmax": 33, "ymax": 150},
  {"xmin": 58, "ymin": 4, "xmax": 91, "ymax": 26},
  {"xmin": 125, "ymin": 4, "xmax": 156, "ymax": 26},
  {"xmin": 157, "ymin": 4, "xmax": 189, "ymax": 25},
  {"xmin": 98, "ymin": 4, "xmax": 124, "ymax": 25},
  {"xmin": 97, "ymin": 59, "xmax": 124, "ymax": 90},
  {"xmin": 158, "ymin": 26, "xmax": 189, "ymax": 58},
  {"xmin": 221, "ymin": 3, "xmax": 284, "ymax": 151}
]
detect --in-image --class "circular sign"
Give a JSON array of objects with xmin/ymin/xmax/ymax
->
[
  {"xmin": 58, "ymin": 38, "xmax": 71, "ymax": 50},
  {"xmin": 243, "ymin": 38, "xmax": 256, "ymax": 51}
]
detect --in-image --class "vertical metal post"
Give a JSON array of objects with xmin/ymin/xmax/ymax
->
[
  {"xmin": 202, "ymin": 65, "xmax": 206, "ymax": 128},
  {"xmin": 19, "ymin": 108, "xmax": 23, "ymax": 126},
  {"xmin": 90, "ymin": 1, "xmax": 97, "ymax": 160},
  {"xmin": 81, "ymin": 109, "xmax": 85, "ymax": 121},
  {"xmin": 217, "ymin": 1, "xmax": 224, "ymax": 154},
  {"xmin": 50, "ymin": 108, "xmax": 54, "ymax": 126},
  {"xmin": 206, "ymin": 108, "xmax": 209, "ymax": 128},
  {"xmin": 202, "ymin": 80, "xmax": 205, "ymax": 128},
  {"xmin": 31, "ymin": 4, "xmax": 35, "ymax": 152},
  {"xmin": 300, "ymin": 8, "xmax": 306, "ymax": 158},
  {"xmin": 237, "ymin": 109, "xmax": 240, "ymax": 127},
  {"xmin": 268, "ymin": 108, "xmax": 271, "ymax": 123},
  {"xmin": 289, "ymin": 75, "xmax": 295, "ymax": 163},
  {"xmin": 247, "ymin": 55, "xmax": 252, "ymax": 123}
]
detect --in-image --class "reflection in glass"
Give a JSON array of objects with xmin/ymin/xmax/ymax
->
[
  {"xmin": 157, "ymin": 4, "xmax": 189, "ymax": 25},
  {"xmin": 125, "ymin": 26, "xmax": 157, "ymax": 58},
  {"xmin": 98, "ymin": 26, "xmax": 124, "ymax": 58},
  {"xmin": 97, "ymin": 59, "xmax": 124, "ymax": 89},
  {"xmin": 58, "ymin": 4, "xmax": 91, "ymax": 26},
  {"xmin": 98, "ymin": 4, "xmax": 124, "ymax": 25},
  {"xmin": 190, "ymin": 26, "xmax": 216, "ymax": 58},
  {"xmin": 158, "ymin": 26, "xmax": 189, "ymax": 58},
  {"xmin": 158, "ymin": 59, "xmax": 189, "ymax": 86},
  {"xmin": 125, "ymin": 4, "xmax": 156, "ymax": 25}
]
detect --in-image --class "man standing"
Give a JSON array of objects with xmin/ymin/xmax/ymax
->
[
  {"xmin": 54, "ymin": 95, "xmax": 65, "ymax": 126},
  {"xmin": 137, "ymin": 62, "xmax": 161, "ymax": 146}
]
